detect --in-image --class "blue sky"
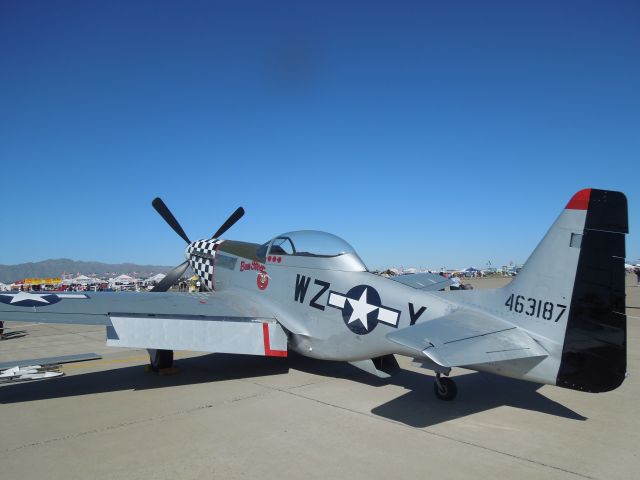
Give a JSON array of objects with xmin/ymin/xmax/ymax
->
[{"xmin": 1, "ymin": 1, "xmax": 638, "ymax": 270}]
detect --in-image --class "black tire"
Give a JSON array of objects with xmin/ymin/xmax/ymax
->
[
  {"xmin": 149, "ymin": 349, "xmax": 174, "ymax": 371},
  {"xmin": 434, "ymin": 377, "xmax": 457, "ymax": 401}
]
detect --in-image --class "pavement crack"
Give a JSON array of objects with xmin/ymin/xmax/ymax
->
[
  {"xmin": 260, "ymin": 384, "xmax": 595, "ymax": 480},
  {"xmin": 0, "ymin": 391, "xmax": 270, "ymax": 455}
]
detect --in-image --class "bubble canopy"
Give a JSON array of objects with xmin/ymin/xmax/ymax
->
[
  {"xmin": 257, "ymin": 230, "xmax": 367, "ymax": 270},
  {"xmin": 268, "ymin": 230, "xmax": 357, "ymax": 256}
]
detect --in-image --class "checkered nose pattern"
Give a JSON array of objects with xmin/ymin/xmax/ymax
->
[{"xmin": 186, "ymin": 239, "xmax": 223, "ymax": 290}]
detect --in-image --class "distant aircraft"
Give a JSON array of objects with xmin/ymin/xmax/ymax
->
[{"xmin": 0, "ymin": 189, "xmax": 628, "ymax": 400}]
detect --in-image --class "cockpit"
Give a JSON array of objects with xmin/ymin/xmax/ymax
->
[{"xmin": 257, "ymin": 230, "xmax": 368, "ymax": 272}]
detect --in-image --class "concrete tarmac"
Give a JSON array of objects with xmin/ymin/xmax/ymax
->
[{"xmin": 1, "ymin": 276, "xmax": 638, "ymax": 480}]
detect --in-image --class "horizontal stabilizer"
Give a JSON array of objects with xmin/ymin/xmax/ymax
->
[
  {"xmin": 387, "ymin": 310, "xmax": 548, "ymax": 368},
  {"xmin": 388, "ymin": 272, "xmax": 454, "ymax": 291}
]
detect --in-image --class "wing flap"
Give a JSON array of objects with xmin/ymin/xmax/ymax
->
[
  {"xmin": 387, "ymin": 310, "xmax": 548, "ymax": 368},
  {"xmin": 107, "ymin": 316, "xmax": 287, "ymax": 357}
]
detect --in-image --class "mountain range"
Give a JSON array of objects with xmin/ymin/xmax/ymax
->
[{"xmin": 0, "ymin": 259, "xmax": 173, "ymax": 284}]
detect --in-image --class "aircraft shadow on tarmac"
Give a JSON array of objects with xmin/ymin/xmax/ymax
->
[
  {"xmin": 287, "ymin": 354, "xmax": 587, "ymax": 427},
  {"xmin": 0, "ymin": 352, "xmax": 585, "ymax": 427},
  {"xmin": 369, "ymin": 368, "xmax": 587, "ymax": 427}
]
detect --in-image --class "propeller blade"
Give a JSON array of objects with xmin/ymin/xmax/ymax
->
[
  {"xmin": 151, "ymin": 260, "xmax": 190, "ymax": 292},
  {"xmin": 152, "ymin": 197, "xmax": 191, "ymax": 244},
  {"xmin": 211, "ymin": 207, "xmax": 245, "ymax": 239}
]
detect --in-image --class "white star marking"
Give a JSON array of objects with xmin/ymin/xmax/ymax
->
[
  {"xmin": 347, "ymin": 288, "xmax": 378, "ymax": 331},
  {"xmin": 4, "ymin": 292, "xmax": 51, "ymax": 304}
]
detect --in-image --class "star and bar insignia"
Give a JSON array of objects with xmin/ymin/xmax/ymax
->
[
  {"xmin": 0, "ymin": 292, "xmax": 89, "ymax": 307},
  {"xmin": 328, "ymin": 284, "xmax": 400, "ymax": 335}
]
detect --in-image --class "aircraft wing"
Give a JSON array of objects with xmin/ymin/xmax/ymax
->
[
  {"xmin": 0, "ymin": 291, "xmax": 287, "ymax": 357},
  {"xmin": 386, "ymin": 310, "xmax": 548, "ymax": 368},
  {"xmin": 388, "ymin": 272, "xmax": 454, "ymax": 291}
]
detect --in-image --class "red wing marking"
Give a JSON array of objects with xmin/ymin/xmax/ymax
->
[{"xmin": 262, "ymin": 323, "xmax": 287, "ymax": 357}]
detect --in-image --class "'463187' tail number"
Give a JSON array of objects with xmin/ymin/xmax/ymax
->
[{"xmin": 505, "ymin": 294, "xmax": 567, "ymax": 322}]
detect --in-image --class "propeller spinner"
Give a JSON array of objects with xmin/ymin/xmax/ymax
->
[{"xmin": 151, "ymin": 198, "xmax": 244, "ymax": 292}]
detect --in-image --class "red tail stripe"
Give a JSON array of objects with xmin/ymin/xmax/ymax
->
[{"xmin": 566, "ymin": 188, "xmax": 591, "ymax": 210}]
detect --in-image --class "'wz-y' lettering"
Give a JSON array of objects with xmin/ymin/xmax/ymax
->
[
  {"xmin": 310, "ymin": 280, "xmax": 330, "ymax": 310},
  {"xmin": 408, "ymin": 303, "xmax": 427, "ymax": 325},
  {"xmin": 294, "ymin": 275, "xmax": 331, "ymax": 310},
  {"xmin": 294, "ymin": 274, "xmax": 311, "ymax": 303}
]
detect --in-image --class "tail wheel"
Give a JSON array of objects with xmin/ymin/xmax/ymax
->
[
  {"xmin": 434, "ymin": 375, "xmax": 457, "ymax": 401},
  {"xmin": 149, "ymin": 349, "xmax": 173, "ymax": 371}
]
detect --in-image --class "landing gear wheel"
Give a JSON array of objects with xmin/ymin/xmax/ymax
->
[
  {"xmin": 149, "ymin": 349, "xmax": 173, "ymax": 371},
  {"xmin": 434, "ymin": 375, "xmax": 457, "ymax": 401}
]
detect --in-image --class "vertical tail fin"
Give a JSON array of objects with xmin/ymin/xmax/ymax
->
[{"xmin": 507, "ymin": 189, "xmax": 628, "ymax": 392}]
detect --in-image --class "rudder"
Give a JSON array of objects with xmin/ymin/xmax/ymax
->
[
  {"xmin": 556, "ymin": 189, "xmax": 627, "ymax": 392},
  {"xmin": 505, "ymin": 189, "xmax": 628, "ymax": 392}
]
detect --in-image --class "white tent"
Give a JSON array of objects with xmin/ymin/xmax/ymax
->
[
  {"xmin": 114, "ymin": 274, "xmax": 140, "ymax": 284},
  {"xmin": 72, "ymin": 275, "xmax": 93, "ymax": 284},
  {"xmin": 145, "ymin": 273, "xmax": 166, "ymax": 283}
]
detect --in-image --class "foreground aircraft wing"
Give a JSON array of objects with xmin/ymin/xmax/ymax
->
[
  {"xmin": 386, "ymin": 310, "xmax": 547, "ymax": 368},
  {"xmin": 0, "ymin": 291, "xmax": 287, "ymax": 357},
  {"xmin": 388, "ymin": 272, "xmax": 454, "ymax": 291}
]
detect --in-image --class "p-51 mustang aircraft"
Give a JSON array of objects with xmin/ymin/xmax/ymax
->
[{"xmin": 0, "ymin": 189, "xmax": 627, "ymax": 400}]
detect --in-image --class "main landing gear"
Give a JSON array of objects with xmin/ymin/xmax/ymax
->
[
  {"xmin": 434, "ymin": 373, "xmax": 457, "ymax": 401},
  {"xmin": 148, "ymin": 349, "xmax": 174, "ymax": 371}
]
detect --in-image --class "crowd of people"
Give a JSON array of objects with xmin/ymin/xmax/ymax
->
[{"xmin": 2, "ymin": 267, "xmax": 639, "ymax": 341}]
